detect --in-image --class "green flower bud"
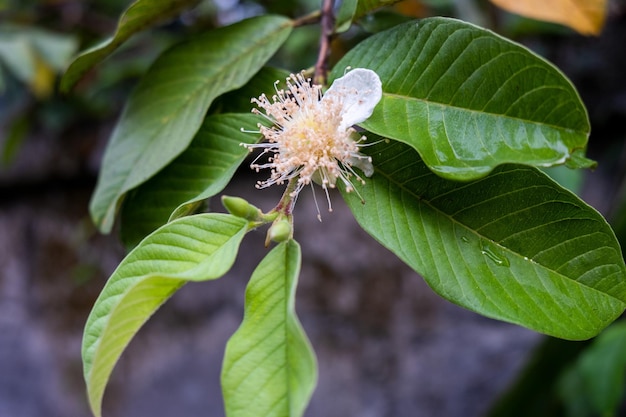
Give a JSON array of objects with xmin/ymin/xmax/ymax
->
[
  {"xmin": 267, "ymin": 218, "xmax": 292, "ymax": 243},
  {"xmin": 221, "ymin": 196, "xmax": 261, "ymax": 221}
]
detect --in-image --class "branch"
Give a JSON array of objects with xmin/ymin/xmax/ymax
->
[
  {"xmin": 314, "ymin": 0, "xmax": 335, "ymax": 85},
  {"xmin": 293, "ymin": 9, "xmax": 321, "ymax": 27}
]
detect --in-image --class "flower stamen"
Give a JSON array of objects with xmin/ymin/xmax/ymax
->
[{"xmin": 243, "ymin": 68, "xmax": 382, "ymax": 219}]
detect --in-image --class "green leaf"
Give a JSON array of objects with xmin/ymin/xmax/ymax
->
[
  {"xmin": 210, "ymin": 66, "xmax": 291, "ymax": 115},
  {"xmin": 557, "ymin": 365, "xmax": 592, "ymax": 417},
  {"xmin": 120, "ymin": 113, "xmax": 263, "ymax": 249},
  {"xmin": 342, "ymin": 139, "xmax": 626, "ymax": 340},
  {"xmin": 485, "ymin": 337, "xmax": 589, "ymax": 417},
  {"xmin": 336, "ymin": 0, "xmax": 358, "ymax": 32},
  {"xmin": 331, "ymin": 17, "xmax": 591, "ymax": 181},
  {"xmin": 222, "ymin": 240, "xmax": 317, "ymax": 417},
  {"xmin": 60, "ymin": 0, "xmax": 199, "ymax": 93},
  {"xmin": 120, "ymin": 67, "xmax": 292, "ymax": 248},
  {"xmin": 558, "ymin": 321, "xmax": 626, "ymax": 416},
  {"xmin": 82, "ymin": 213, "xmax": 249, "ymax": 417},
  {"xmin": 356, "ymin": 10, "xmax": 414, "ymax": 33},
  {"xmin": 89, "ymin": 15, "xmax": 293, "ymax": 233},
  {"xmin": 354, "ymin": 0, "xmax": 402, "ymax": 20}
]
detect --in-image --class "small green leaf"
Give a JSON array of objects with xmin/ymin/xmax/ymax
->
[
  {"xmin": 120, "ymin": 113, "xmax": 262, "ymax": 249},
  {"xmin": 565, "ymin": 148, "xmax": 597, "ymax": 169},
  {"xmin": 342, "ymin": 139, "xmax": 626, "ymax": 340},
  {"xmin": 331, "ymin": 17, "xmax": 591, "ymax": 180},
  {"xmin": 356, "ymin": 10, "xmax": 414, "ymax": 33},
  {"xmin": 60, "ymin": 0, "xmax": 199, "ymax": 92},
  {"xmin": 222, "ymin": 240, "xmax": 317, "ymax": 417},
  {"xmin": 82, "ymin": 213, "xmax": 249, "ymax": 417},
  {"xmin": 354, "ymin": 0, "xmax": 402, "ymax": 20},
  {"xmin": 335, "ymin": 0, "xmax": 358, "ymax": 33},
  {"xmin": 89, "ymin": 15, "xmax": 293, "ymax": 233}
]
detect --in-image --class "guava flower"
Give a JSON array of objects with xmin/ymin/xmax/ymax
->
[{"xmin": 243, "ymin": 68, "xmax": 382, "ymax": 217}]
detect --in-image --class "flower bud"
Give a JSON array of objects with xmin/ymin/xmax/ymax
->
[
  {"xmin": 267, "ymin": 218, "xmax": 292, "ymax": 243},
  {"xmin": 221, "ymin": 196, "xmax": 262, "ymax": 221}
]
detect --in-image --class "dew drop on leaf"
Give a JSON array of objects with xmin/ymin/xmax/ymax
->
[{"xmin": 481, "ymin": 243, "xmax": 510, "ymax": 267}]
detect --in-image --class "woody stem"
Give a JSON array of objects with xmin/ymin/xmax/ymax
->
[{"xmin": 314, "ymin": 0, "xmax": 335, "ymax": 86}]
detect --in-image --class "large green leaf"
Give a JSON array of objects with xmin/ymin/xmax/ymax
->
[
  {"xmin": 330, "ymin": 17, "xmax": 592, "ymax": 180},
  {"xmin": 211, "ymin": 66, "xmax": 291, "ymax": 114},
  {"xmin": 120, "ymin": 113, "xmax": 263, "ymax": 249},
  {"xmin": 89, "ymin": 15, "xmax": 293, "ymax": 233},
  {"xmin": 342, "ymin": 139, "xmax": 626, "ymax": 340},
  {"xmin": 60, "ymin": 0, "xmax": 199, "ymax": 92},
  {"xmin": 120, "ymin": 66, "xmax": 292, "ymax": 249},
  {"xmin": 82, "ymin": 213, "xmax": 249, "ymax": 417},
  {"xmin": 222, "ymin": 240, "xmax": 317, "ymax": 417}
]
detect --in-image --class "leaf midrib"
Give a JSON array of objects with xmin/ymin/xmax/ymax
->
[
  {"xmin": 374, "ymin": 162, "xmax": 623, "ymax": 303},
  {"xmin": 85, "ymin": 217, "xmax": 248, "ymax": 378}
]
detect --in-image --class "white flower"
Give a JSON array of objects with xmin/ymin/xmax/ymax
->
[{"xmin": 243, "ymin": 68, "xmax": 382, "ymax": 217}]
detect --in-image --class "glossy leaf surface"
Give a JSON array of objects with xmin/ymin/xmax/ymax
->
[
  {"xmin": 120, "ymin": 113, "xmax": 262, "ymax": 249},
  {"xmin": 82, "ymin": 214, "xmax": 249, "ymax": 417},
  {"xmin": 222, "ymin": 240, "xmax": 317, "ymax": 417},
  {"xmin": 342, "ymin": 139, "xmax": 626, "ymax": 340},
  {"xmin": 89, "ymin": 15, "xmax": 292, "ymax": 233},
  {"xmin": 331, "ymin": 17, "xmax": 591, "ymax": 181},
  {"xmin": 60, "ymin": 0, "xmax": 199, "ymax": 92}
]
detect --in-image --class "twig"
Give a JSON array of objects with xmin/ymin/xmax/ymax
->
[
  {"xmin": 293, "ymin": 9, "xmax": 321, "ymax": 27},
  {"xmin": 314, "ymin": 0, "xmax": 335, "ymax": 85}
]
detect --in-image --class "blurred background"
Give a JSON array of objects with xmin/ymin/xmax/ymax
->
[{"xmin": 1, "ymin": 1, "xmax": 625, "ymax": 416}]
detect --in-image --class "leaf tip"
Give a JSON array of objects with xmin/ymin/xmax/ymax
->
[{"xmin": 566, "ymin": 148, "xmax": 597, "ymax": 170}]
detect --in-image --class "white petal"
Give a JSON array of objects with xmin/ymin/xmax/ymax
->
[
  {"xmin": 350, "ymin": 156, "xmax": 374, "ymax": 177},
  {"xmin": 323, "ymin": 68, "xmax": 382, "ymax": 130}
]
